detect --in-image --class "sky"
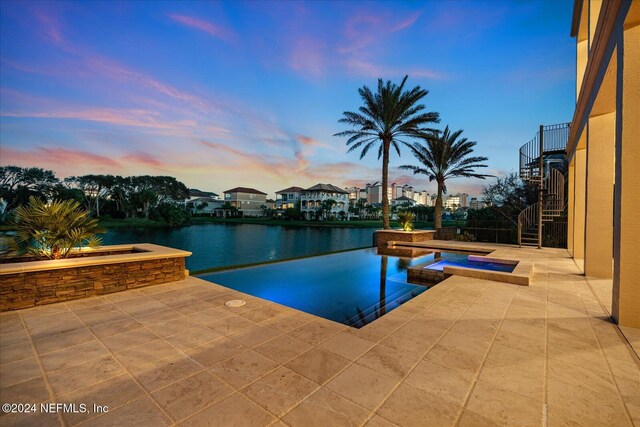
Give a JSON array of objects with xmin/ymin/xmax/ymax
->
[{"xmin": 0, "ymin": 0, "xmax": 575, "ymax": 199}]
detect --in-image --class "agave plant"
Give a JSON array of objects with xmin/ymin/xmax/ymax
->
[
  {"xmin": 397, "ymin": 210, "xmax": 415, "ymax": 231},
  {"xmin": 7, "ymin": 196, "xmax": 103, "ymax": 260}
]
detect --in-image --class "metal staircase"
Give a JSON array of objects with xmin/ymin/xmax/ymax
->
[{"xmin": 518, "ymin": 123, "xmax": 570, "ymax": 248}]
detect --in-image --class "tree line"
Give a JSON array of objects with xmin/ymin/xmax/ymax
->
[{"xmin": 0, "ymin": 166, "xmax": 190, "ymax": 226}]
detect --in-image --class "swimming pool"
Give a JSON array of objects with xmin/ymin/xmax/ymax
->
[{"xmin": 199, "ymin": 248, "xmax": 464, "ymax": 327}]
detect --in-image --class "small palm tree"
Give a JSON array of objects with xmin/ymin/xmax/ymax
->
[
  {"xmin": 335, "ymin": 75, "xmax": 439, "ymax": 229},
  {"xmin": 6, "ymin": 196, "xmax": 103, "ymax": 260},
  {"xmin": 400, "ymin": 126, "xmax": 491, "ymax": 229},
  {"xmin": 397, "ymin": 210, "xmax": 415, "ymax": 231}
]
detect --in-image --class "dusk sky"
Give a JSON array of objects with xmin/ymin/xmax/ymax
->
[{"xmin": 0, "ymin": 0, "xmax": 575, "ymax": 198}]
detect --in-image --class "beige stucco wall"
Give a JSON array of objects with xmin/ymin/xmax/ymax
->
[
  {"xmin": 584, "ymin": 113, "xmax": 615, "ymax": 278},
  {"xmin": 573, "ymin": 148, "xmax": 587, "ymax": 271},
  {"xmin": 613, "ymin": 22, "xmax": 640, "ymax": 328},
  {"xmin": 567, "ymin": 157, "xmax": 575, "ymax": 255}
]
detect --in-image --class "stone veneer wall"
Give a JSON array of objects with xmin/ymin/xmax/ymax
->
[
  {"xmin": 374, "ymin": 230, "xmax": 435, "ymax": 247},
  {"xmin": 1, "ymin": 257, "xmax": 185, "ymax": 311},
  {"xmin": 407, "ymin": 266, "xmax": 448, "ymax": 286}
]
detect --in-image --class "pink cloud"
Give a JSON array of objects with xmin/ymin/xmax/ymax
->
[
  {"xmin": 122, "ymin": 152, "xmax": 164, "ymax": 168},
  {"xmin": 1, "ymin": 146, "xmax": 120, "ymax": 171},
  {"xmin": 289, "ymin": 38, "xmax": 327, "ymax": 77},
  {"xmin": 345, "ymin": 59, "xmax": 442, "ymax": 80},
  {"xmin": 168, "ymin": 14, "xmax": 235, "ymax": 43}
]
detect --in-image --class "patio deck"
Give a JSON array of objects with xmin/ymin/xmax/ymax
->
[{"xmin": 0, "ymin": 244, "xmax": 638, "ymax": 426}]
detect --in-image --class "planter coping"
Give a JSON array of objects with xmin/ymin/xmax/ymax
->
[
  {"xmin": 0, "ymin": 243, "xmax": 191, "ymax": 275},
  {"xmin": 375, "ymin": 229, "xmax": 436, "ymax": 234}
]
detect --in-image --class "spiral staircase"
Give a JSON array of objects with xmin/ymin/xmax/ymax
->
[{"xmin": 518, "ymin": 123, "xmax": 570, "ymax": 248}]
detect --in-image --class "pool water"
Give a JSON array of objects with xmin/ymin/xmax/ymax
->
[
  {"xmin": 200, "ymin": 248, "xmax": 464, "ymax": 328},
  {"xmin": 425, "ymin": 259, "xmax": 516, "ymax": 273}
]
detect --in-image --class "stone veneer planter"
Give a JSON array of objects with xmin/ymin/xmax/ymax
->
[
  {"xmin": 373, "ymin": 229, "xmax": 436, "ymax": 247},
  {"xmin": 0, "ymin": 244, "xmax": 191, "ymax": 311}
]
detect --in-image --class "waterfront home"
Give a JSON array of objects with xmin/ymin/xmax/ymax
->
[
  {"xmin": 391, "ymin": 195, "xmax": 416, "ymax": 208},
  {"xmin": 300, "ymin": 183, "xmax": 349, "ymax": 220},
  {"xmin": 275, "ymin": 186, "xmax": 304, "ymax": 210},
  {"xmin": 566, "ymin": 0, "xmax": 639, "ymax": 327},
  {"xmin": 187, "ymin": 197, "xmax": 224, "ymax": 215},
  {"xmin": 223, "ymin": 187, "xmax": 268, "ymax": 217}
]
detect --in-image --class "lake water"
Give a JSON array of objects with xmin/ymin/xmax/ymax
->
[{"xmin": 102, "ymin": 223, "xmax": 375, "ymax": 272}]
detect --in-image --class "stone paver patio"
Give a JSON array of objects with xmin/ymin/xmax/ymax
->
[{"xmin": 1, "ymin": 244, "xmax": 638, "ymax": 426}]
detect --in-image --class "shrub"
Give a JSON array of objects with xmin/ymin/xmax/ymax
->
[
  {"xmin": 6, "ymin": 196, "xmax": 103, "ymax": 259},
  {"xmin": 397, "ymin": 211, "xmax": 415, "ymax": 231}
]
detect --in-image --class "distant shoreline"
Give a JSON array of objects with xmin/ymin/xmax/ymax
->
[{"xmin": 1, "ymin": 216, "xmax": 460, "ymax": 231}]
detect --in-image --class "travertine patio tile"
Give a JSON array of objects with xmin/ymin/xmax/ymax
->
[
  {"xmin": 0, "ymin": 411, "xmax": 61, "ymax": 426},
  {"xmin": 47, "ymin": 356, "xmax": 125, "ymax": 396},
  {"xmin": 457, "ymin": 409, "xmax": 500, "ymax": 427},
  {"xmin": 242, "ymin": 366, "xmax": 319, "ymax": 416},
  {"xmin": 40, "ymin": 340, "xmax": 109, "ymax": 372},
  {"xmin": 132, "ymin": 354, "xmax": 203, "ymax": 392},
  {"xmin": 283, "ymin": 388, "xmax": 371, "ymax": 427},
  {"xmin": 288, "ymin": 321, "xmax": 343, "ymax": 346},
  {"xmin": 424, "ymin": 330, "xmax": 492, "ymax": 379},
  {"xmin": 229, "ymin": 324, "xmax": 281, "ymax": 348},
  {"xmin": 163, "ymin": 325, "xmax": 223, "ymax": 351},
  {"xmin": 73, "ymin": 304, "xmax": 128, "ymax": 327},
  {"xmin": 1, "ymin": 329, "xmax": 33, "ymax": 350},
  {"xmin": 184, "ymin": 307, "xmax": 232, "ymax": 325},
  {"xmin": 404, "ymin": 360, "xmax": 473, "ymax": 406},
  {"xmin": 87, "ymin": 396, "xmax": 171, "ymax": 426},
  {"xmin": 211, "ymin": 350, "xmax": 278, "ymax": 389},
  {"xmin": 151, "ymin": 371, "xmax": 233, "ymax": 422},
  {"xmin": 615, "ymin": 376, "xmax": 640, "ymax": 408},
  {"xmin": 134, "ymin": 307, "xmax": 183, "ymax": 326},
  {"xmin": 325, "ymin": 363, "xmax": 398, "ymax": 411},
  {"xmin": 547, "ymin": 377, "xmax": 631, "ymax": 426},
  {"xmin": 239, "ymin": 305, "xmax": 283, "ymax": 323},
  {"xmin": 286, "ymin": 348, "xmax": 350, "ymax": 385},
  {"xmin": 115, "ymin": 339, "xmax": 182, "ymax": 370},
  {"xmin": 145, "ymin": 316, "xmax": 200, "ymax": 338},
  {"xmin": 260, "ymin": 313, "xmax": 311, "ymax": 333},
  {"xmin": 364, "ymin": 415, "xmax": 397, "ymax": 426},
  {"xmin": 378, "ymin": 329, "xmax": 435, "ymax": 359},
  {"xmin": 627, "ymin": 403, "xmax": 640, "ymax": 426},
  {"xmin": 0, "ymin": 313, "xmax": 24, "ymax": 334},
  {"xmin": 319, "ymin": 331, "xmax": 375, "ymax": 361},
  {"xmin": 185, "ymin": 336, "xmax": 248, "ymax": 367},
  {"xmin": 21, "ymin": 303, "xmax": 69, "ymax": 318},
  {"xmin": 254, "ymin": 334, "xmax": 312, "ymax": 364},
  {"xmin": 493, "ymin": 318, "xmax": 545, "ymax": 355},
  {"xmin": 208, "ymin": 314, "xmax": 256, "ymax": 335},
  {"xmin": 100, "ymin": 327, "xmax": 161, "ymax": 353},
  {"xmin": 180, "ymin": 393, "xmax": 275, "ymax": 426},
  {"xmin": 377, "ymin": 383, "xmax": 461, "ymax": 427},
  {"xmin": 90, "ymin": 318, "xmax": 143, "ymax": 339},
  {"xmin": 466, "ymin": 380, "xmax": 542, "ymax": 426},
  {"xmin": 356, "ymin": 344, "xmax": 419, "ymax": 380},
  {"xmin": 33, "ymin": 328, "xmax": 96, "ymax": 355},
  {"xmin": 0, "ymin": 357, "xmax": 42, "ymax": 387},
  {"xmin": 24, "ymin": 311, "xmax": 86, "ymax": 339},
  {"xmin": 479, "ymin": 343, "xmax": 544, "ymax": 400},
  {"xmin": 546, "ymin": 405, "xmax": 611, "ymax": 427},
  {"xmin": 0, "ymin": 342, "xmax": 34, "ymax": 365},
  {"xmin": 0, "ymin": 375, "xmax": 49, "ymax": 405},
  {"xmin": 122, "ymin": 301, "xmax": 171, "ymax": 318},
  {"xmin": 60, "ymin": 374, "xmax": 145, "ymax": 426}
]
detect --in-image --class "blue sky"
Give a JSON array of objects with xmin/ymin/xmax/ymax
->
[{"xmin": 0, "ymin": 0, "xmax": 575, "ymax": 198}]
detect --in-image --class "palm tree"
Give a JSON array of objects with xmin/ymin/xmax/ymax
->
[
  {"xmin": 335, "ymin": 75, "xmax": 439, "ymax": 229},
  {"xmin": 400, "ymin": 126, "xmax": 491, "ymax": 229},
  {"xmin": 6, "ymin": 196, "xmax": 103, "ymax": 260}
]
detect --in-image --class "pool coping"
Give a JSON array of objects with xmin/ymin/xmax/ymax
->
[
  {"xmin": 0, "ymin": 243, "xmax": 192, "ymax": 275},
  {"xmin": 392, "ymin": 241, "xmax": 533, "ymax": 286}
]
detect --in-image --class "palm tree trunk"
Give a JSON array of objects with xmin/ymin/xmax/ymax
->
[
  {"xmin": 435, "ymin": 181, "xmax": 443, "ymax": 229},
  {"xmin": 381, "ymin": 140, "xmax": 391, "ymax": 230},
  {"xmin": 379, "ymin": 255, "xmax": 388, "ymax": 315}
]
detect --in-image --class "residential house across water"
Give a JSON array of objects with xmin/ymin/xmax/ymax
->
[
  {"xmin": 223, "ymin": 187, "xmax": 268, "ymax": 217},
  {"xmin": 300, "ymin": 183, "xmax": 349, "ymax": 220}
]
